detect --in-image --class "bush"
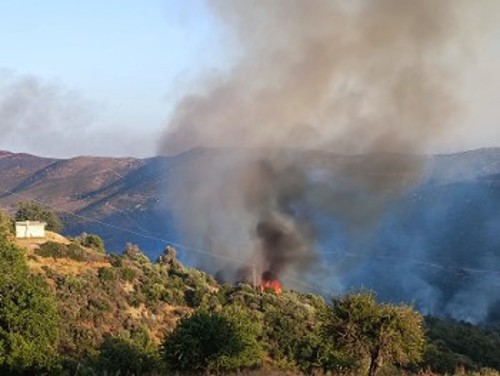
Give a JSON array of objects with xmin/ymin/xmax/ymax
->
[
  {"xmin": 0, "ymin": 238, "xmax": 60, "ymax": 373},
  {"xmin": 98, "ymin": 267, "xmax": 116, "ymax": 282},
  {"xmin": 94, "ymin": 335, "xmax": 163, "ymax": 375},
  {"xmin": 162, "ymin": 309, "xmax": 262, "ymax": 373},
  {"xmin": 75, "ymin": 233, "xmax": 105, "ymax": 253},
  {"xmin": 120, "ymin": 267, "xmax": 136, "ymax": 282},
  {"xmin": 0, "ymin": 211, "xmax": 13, "ymax": 238},
  {"xmin": 35, "ymin": 241, "xmax": 87, "ymax": 261}
]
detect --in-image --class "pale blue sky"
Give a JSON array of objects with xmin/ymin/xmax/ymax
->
[
  {"xmin": 0, "ymin": 0, "xmax": 228, "ymax": 157},
  {"xmin": 1, "ymin": 1, "xmax": 500, "ymax": 157}
]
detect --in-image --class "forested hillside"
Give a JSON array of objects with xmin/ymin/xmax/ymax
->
[{"xmin": 1, "ymin": 210, "xmax": 500, "ymax": 375}]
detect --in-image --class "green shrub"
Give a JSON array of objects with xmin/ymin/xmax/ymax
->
[
  {"xmin": 36, "ymin": 241, "xmax": 87, "ymax": 261},
  {"xmin": 75, "ymin": 233, "xmax": 106, "ymax": 253},
  {"xmin": 0, "ymin": 238, "xmax": 60, "ymax": 373},
  {"xmin": 94, "ymin": 336, "xmax": 163, "ymax": 375},
  {"xmin": 0, "ymin": 211, "xmax": 13, "ymax": 238},
  {"xmin": 120, "ymin": 267, "xmax": 136, "ymax": 281},
  {"xmin": 98, "ymin": 267, "xmax": 116, "ymax": 282},
  {"xmin": 162, "ymin": 309, "xmax": 262, "ymax": 373}
]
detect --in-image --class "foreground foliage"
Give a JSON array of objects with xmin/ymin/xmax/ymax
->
[
  {"xmin": 0, "ymin": 219, "xmax": 59, "ymax": 373},
  {"xmin": 163, "ymin": 308, "xmax": 262, "ymax": 373},
  {"xmin": 1, "ymin": 209, "xmax": 500, "ymax": 375},
  {"xmin": 322, "ymin": 292, "xmax": 425, "ymax": 376}
]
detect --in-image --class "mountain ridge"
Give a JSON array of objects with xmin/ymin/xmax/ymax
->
[{"xmin": 2, "ymin": 147, "xmax": 500, "ymax": 255}]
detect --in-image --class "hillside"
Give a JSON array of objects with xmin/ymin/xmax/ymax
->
[
  {"xmin": 3, "ymin": 227, "xmax": 500, "ymax": 375},
  {"xmin": 0, "ymin": 149, "xmax": 174, "ymax": 253},
  {"xmin": 2, "ymin": 147, "xmax": 500, "ymax": 255},
  {"xmin": 2, "ymin": 148, "xmax": 500, "ymax": 325}
]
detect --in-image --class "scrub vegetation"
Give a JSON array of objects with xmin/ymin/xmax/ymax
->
[{"xmin": 1, "ymin": 209, "xmax": 500, "ymax": 375}]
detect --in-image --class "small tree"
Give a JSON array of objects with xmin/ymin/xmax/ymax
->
[
  {"xmin": 15, "ymin": 201, "xmax": 63, "ymax": 233},
  {"xmin": 162, "ymin": 308, "xmax": 262, "ymax": 373},
  {"xmin": 321, "ymin": 292, "xmax": 425, "ymax": 376}
]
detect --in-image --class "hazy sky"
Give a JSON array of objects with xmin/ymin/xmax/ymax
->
[
  {"xmin": 0, "ymin": 0, "xmax": 229, "ymax": 157},
  {"xmin": 1, "ymin": 1, "xmax": 500, "ymax": 158}
]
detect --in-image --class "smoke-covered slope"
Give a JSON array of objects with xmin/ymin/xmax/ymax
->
[{"xmin": 2, "ymin": 147, "xmax": 500, "ymax": 323}]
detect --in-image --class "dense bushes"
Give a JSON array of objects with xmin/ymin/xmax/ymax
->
[
  {"xmin": 423, "ymin": 317, "xmax": 500, "ymax": 373},
  {"xmin": 0, "ymin": 235, "xmax": 60, "ymax": 374},
  {"xmin": 1, "ymin": 214, "xmax": 499, "ymax": 375},
  {"xmin": 36, "ymin": 241, "xmax": 88, "ymax": 261},
  {"xmin": 93, "ymin": 332, "xmax": 163, "ymax": 375}
]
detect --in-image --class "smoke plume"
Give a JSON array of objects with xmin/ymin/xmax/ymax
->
[
  {"xmin": 0, "ymin": 73, "xmax": 155, "ymax": 158},
  {"xmin": 0, "ymin": 74, "xmax": 96, "ymax": 156},
  {"xmin": 159, "ymin": 1, "xmax": 500, "ymax": 322}
]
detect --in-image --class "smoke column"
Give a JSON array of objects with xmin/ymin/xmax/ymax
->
[{"xmin": 159, "ymin": 1, "xmax": 500, "ymax": 322}]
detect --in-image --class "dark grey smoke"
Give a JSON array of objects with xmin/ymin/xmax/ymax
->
[{"xmin": 158, "ymin": 1, "xmax": 500, "ymax": 323}]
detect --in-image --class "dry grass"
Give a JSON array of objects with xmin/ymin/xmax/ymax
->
[
  {"xmin": 17, "ymin": 231, "xmax": 111, "ymax": 276},
  {"xmin": 28, "ymin": 255, "xmax": 111, "ymax": 276}
]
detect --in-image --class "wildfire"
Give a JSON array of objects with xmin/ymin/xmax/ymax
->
[{"xmin": 260, "ymin": 271, "xmax": 282, "ymax": 294}]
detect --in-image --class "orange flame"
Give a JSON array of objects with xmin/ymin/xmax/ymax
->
[{"xmin": 260, "ymin": 279, "xmax": 282, "ymax": 295}]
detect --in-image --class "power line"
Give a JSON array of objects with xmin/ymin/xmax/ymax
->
[
  {"xmin": 0, "ymin": 184, "xmax": 332, "ymax": 294},
  {"xmin": 3, "ymin": 163, "xmax": 500, "ymax": 295},
  {"xmin": 322, "ymin": 249, "xmax": 500, "ymax": 277}
]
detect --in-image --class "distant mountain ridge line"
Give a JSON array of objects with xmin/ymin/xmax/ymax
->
[{"xmin": 1, "ymin": 146, "xmax": 500, "ymax": 255}]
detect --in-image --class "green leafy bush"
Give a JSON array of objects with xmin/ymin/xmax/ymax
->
[
  {"xmin": 162, "ymin": 309, "xmax": 263, "ymax": 373},
  {"xmin": 120, "ymin": 267, "xmax": 136, "ymax": 281},
  {"xmin": 75, "ymin": 233, "xmax": 106, "ymax": 253},
  {"xmin": 94, "ymin": 335, "xmax": 163, "ymax": 375},
  {"xmin": 0, "ymin": 211, "xmax": 13, "ymax": 238},
  {"xmin": 35, "ymin": 241, "xmax": 87, "ymax": 261},
  {"xmin": 98, "ymin": 267, "xmax": 116, "ymax": 282},
  {"xmin": 0, "ymin": 237, "xmax": 60, "ymax": 373}
]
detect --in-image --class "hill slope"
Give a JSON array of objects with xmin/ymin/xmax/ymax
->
[{"xmin": 2, "ymin": 148, "xmax": 500, "ymax": 324}]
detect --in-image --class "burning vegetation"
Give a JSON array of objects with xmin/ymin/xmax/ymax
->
[{"xmin": 260, "ymin": 270, "xmax": 282, "ymax": 295}]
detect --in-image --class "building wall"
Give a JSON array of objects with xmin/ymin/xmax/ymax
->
[{"xmin": 15, "ymin": 221, "xmax": 46, "ymax": 238}]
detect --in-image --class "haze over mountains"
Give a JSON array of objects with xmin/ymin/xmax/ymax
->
[{"xmin": 2, "ymin": 147, "xmax": 500, "ymax": 323}]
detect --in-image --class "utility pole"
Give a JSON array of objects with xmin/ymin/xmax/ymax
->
[{"xmin": 252, "ymin": 264, "xmax": 257, "ymax": 290}]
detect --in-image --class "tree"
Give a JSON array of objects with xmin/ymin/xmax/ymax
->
[
  {"xmin": 0, "ymin": 237, "xmax": 60, "ymax": 373},
  {"xmin": 162, "ymin": 308, "xmax": 262, "ymax": 373},
  {"xmin": 15, "ymin": 201, "xmax": 63, "ymax": 233},
  {"xmin": 321, "ymin": 292, "xmax": 425, "ymax": 376}
]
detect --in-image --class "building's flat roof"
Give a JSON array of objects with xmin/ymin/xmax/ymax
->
[{"xmin": 15, "ymin": 221, "xmax": 47, "ymax": 226}]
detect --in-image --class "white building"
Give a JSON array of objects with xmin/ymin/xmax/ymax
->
[{"xmin": 15, "ymin": 221, "xmax": 46, "ymax": 239}]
